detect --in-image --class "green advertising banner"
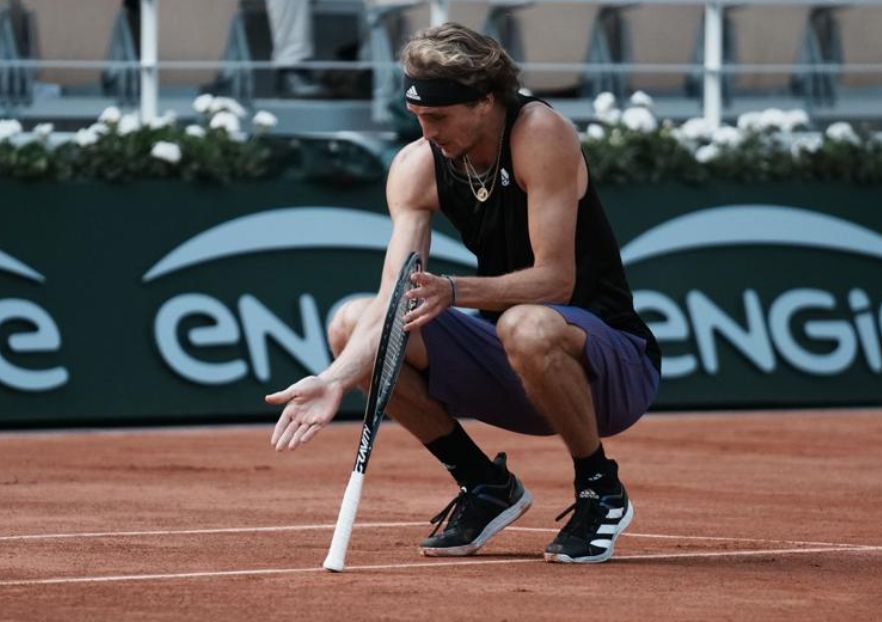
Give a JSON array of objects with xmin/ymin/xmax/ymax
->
[
  {"xmin": 1, "ymin": 178, "xmax": 881, "ymax": 427},
  {"xmin": 602, "ymin": 183, "xmax": 882, "ymax": 409}
]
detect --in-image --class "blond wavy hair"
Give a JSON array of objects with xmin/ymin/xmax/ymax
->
[{"xmin": 401, "ymin": 23, "xmax": 521, "ymax": 105}]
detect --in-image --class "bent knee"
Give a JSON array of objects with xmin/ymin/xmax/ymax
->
[
  {"xmin": 496, "ymin": 305, "xmax": 570, "ymax": 359},
  {"xmin": 327, "ymin": 296, "xmax": 374, "ymax": 357}
]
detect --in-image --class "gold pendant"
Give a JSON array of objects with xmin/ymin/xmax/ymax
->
[{"xmin": 476, "ymin": 187, "xmax": 489, "ymax": 202}]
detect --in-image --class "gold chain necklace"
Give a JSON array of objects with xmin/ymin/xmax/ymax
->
[{"xmin": 462, "ymin": 125, "xmax": 504, "ymax": 203}]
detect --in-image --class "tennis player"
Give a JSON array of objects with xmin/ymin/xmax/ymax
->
[{"xmin": 267, "ymin": 23, "xmax": 661, "ymax": 564}]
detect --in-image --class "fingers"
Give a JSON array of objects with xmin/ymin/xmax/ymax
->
[
  {"xmin": 290, "ymin": 422, "xmax": 320, "ymax": 448},
  {"xmin": 274, "ymin": 418, "xmax": 324, "ymax": 451},
  {"xmin": 403, "ymin": 302, "xmax": 441, "ymax": 332},
  {"xmin": 406, "ymin": 271, "xmax": 438, "ymax": 300},
  {"xmin": 404, "ymin": 271, "xmax": 450, "ymax": 331},
  {"xmin": 300, "ymin": 424, "xmax": 322, "ymax": 445},
  {"xmin": 273, "ymin": 415, "xmax": 300, "ymax": 451},
  {"xmin": 270, "ymin": 409, "xmax": 291, "ymax": 446},
  {"xmin": 272, "ymin": 397, "xmax": 326, "ymax": 450},
  {"xmin": 265, "ymin": 385, "xmax": 296, "ymax": 405}
]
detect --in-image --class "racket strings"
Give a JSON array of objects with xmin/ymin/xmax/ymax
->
[{"xmin": 377, "ymin": 269, "xmax": 416, "ymax": 404}]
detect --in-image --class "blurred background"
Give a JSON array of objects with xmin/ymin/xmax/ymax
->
[{"xmin": 1, "ymin": 0, "xmax": 880, "ymax": 132}]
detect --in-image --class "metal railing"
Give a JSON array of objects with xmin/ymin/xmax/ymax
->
[{"xmin": 1, "ymin": 0, "xmax": 880, "ymax": 127}]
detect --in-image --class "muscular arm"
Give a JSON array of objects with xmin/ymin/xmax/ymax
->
[
  {"xmin": 267, "ymin": 140, "xmax": 437, "ymax": 450},
  {"xmin": 453, "ymin": 106, "xmax": 586, "ymax": 311},
  {"xmin": 317, "ymin": 140, "xmax": 437, "ymax": 392}
]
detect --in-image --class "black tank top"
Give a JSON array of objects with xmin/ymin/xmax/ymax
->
[{"xmin": 430, "ymin": 93, "xmax": 661, "ymax": 371}]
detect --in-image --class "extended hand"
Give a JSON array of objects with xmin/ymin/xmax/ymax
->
[
  {"xmin": 403, "ymin": 271, "xmax": 454, "ymax": 331},
  {"xmin": 266, "ymin": 375, "xmax": 343, "ymax": 451}
]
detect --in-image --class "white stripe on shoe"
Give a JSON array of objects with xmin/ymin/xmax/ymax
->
[{"xmin": 545, "ymin": 499, "xmax": 634, "ymax": 564}]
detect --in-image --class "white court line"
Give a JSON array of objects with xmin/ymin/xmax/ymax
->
[
  {"xmin": 506, "ymin": 527, "xmax": 867, "ymax": 550},
  {"xmin": 1, "ymin": 545, "xmax": 881, "ymax": 588},
  {"xmin": 1, "ymin": 522, "xmax": 871, "ymax": 551},
  {"xmin": 0, "ymin": 522, "xmax": 425, "ymax": 542}
]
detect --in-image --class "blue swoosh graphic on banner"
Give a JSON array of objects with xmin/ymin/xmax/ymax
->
[
  {"xmin": 0, "ymin": 249, "xmax": 45, "ymax": 283},
  {"xmin": 621, "ymin": 205, "xmax": 882, "ymax": 266},
  {"xmin": 143, "ymin": 207, "xmax": 476, "ymax": 282}
]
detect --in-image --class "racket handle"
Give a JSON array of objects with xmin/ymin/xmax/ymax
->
[{"xmin": 323, "ymin": 471, "xmax": 364, "ymax": 572}]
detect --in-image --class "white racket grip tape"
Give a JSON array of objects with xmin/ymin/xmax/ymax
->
[{"xmin": 323, "ymin": 471, "xmax": 365, "ymax": 572}]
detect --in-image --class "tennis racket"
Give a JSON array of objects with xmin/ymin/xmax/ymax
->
[{"xmin": 323, "ymin": 251, "xmax": 422, "ymax": 572}]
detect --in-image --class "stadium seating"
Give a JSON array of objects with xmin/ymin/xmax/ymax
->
[
  {"xmin": 1, "ymin": 0, "xmax": 880, "ymax": 127},
  {"xmin": 839, "ymin": 5, "xmax": 882, "ymax": 89}
]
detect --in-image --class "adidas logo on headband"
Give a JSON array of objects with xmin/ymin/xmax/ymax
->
[{"xmin": 403, "ymin": 75, "xmax": 486, "ymax": 107}]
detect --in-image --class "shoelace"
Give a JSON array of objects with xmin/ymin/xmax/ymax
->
[
  {"xmin": 427, "ymin": 487, "xmax": 474, "ymax": 537},
  {"xmin": 554, "ymin": 497, "xmax": 605, "ymax": 535}
]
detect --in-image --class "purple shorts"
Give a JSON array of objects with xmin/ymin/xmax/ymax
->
[{"xmin": 420, "ymin": 305, "xmax": 660, "ymax": 437}]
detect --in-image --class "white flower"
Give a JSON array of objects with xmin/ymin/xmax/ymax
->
[
  {"xmin": 679, "ymin": 117, "xmax": 715, "ymax": 142},
  {"xmin": 711, "ymin": 125, "xmax": 744, "ymax": 148},
  {"xmin": 782, "ymin": 109, "xmax": 809, "ymax": 132},
  {"xmin": 98, "ymin": 106, "xmax": 122, "ymax": 125},
  {"xmin": 598, "ymin": 108, "xmax": 621, "ymax": 125},
  {"xmin": 629, "ymin": 90, "xmax": 654, "ymax": 109},
  {"xmin": 151, "ymin": 141, "xmax": 182, "ymax": 164},
  {"xmin": 210, "ymin": 111, "xmax": 241, "ymax": 134},
  {"xmin": 209, "ymin": 96, "xmax": 247, "ymax": 118},
  {"xmin": 758, "ymin": 108, "xmax": 787, "ymax": 132},
  {"xmin": 593, "ymin": 92, "xmax": 616, "ymax": 116},
  {"xmin": 118, "ymin": 113, "xmax": 141, "ymax": 136},
  {"xmin": 33, "ymin": 123, "xmax": 54, "ymax": 141},
  {"xmin": 0, "ymin": 119, "xmax": 23, "ymax": 141},
  {"xmin": 695, "ymin": 143, "xmax": 721, "ymax": 163},
  {"xmin": 74, "ymin": 128, "xmax": 99, "ymax": 147},
  {"xmin": 149, "ymin": 110, "xmax": 177, "ymax": 130},
  {"xmin": 586, "ymin": 123, "xmax": 606, "ymax": 140},
  {"xmin": 185, "ymin": 124, "xmax": 206, "ymax": 138},
  {"xmin": 737, "ymin": 111, "xmax": 764, "ymax": 132},
  {"xmin": 670, "ymin": 128, "xmax": 687, "ymax": 146},
  {"xmin": 825, "ymin": 121, "xmax": 860, "ymax": 145},
  {"xmin": 192, "ymin": 94, "xmax": 215, "ymax": 114},
  {"xmin": 89, "ymin": 122, "xmax": 110, "ymax": 135},
  {"xmin": 621, "ymin": 107, "xmax": 657, "ymax": 133},
  {"xmin": 789, "ymin": 133, "xmax": 823, "ymax": 158},
  {"xmin": 252, "ymin": 110, "xmax": 278, "ymax": 132}
]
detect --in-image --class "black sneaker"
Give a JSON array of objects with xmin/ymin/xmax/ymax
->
[
  {"xmin": 420, "ymin": 453, "xmax": 532, "ymax": 557},
  {"xmin": 544, "ymin": 485, "xmax": 634, "ymax": 563}
]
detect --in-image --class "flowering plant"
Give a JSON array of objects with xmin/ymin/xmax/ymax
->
[
  {"xmin": 2, "ymin": 92, "xmax": 881, "ymax": 184},
  {"xmin": 583, "ymin": 91, "xmax": 882, "ymax": 184},
  {"xmin": 0, "ymin": 96, "xmax": 281, "ymax": 182}
]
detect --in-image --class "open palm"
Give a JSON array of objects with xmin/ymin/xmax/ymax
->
[{"xmin": 266, "ymin": 375, "xmax": 343, "ymax": 451}]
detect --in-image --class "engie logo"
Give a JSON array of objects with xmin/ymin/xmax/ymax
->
[
  {"xmin": 0, "ymin": 248, "xmax": 68, "ymax": 392},
  {"xmin": 624, "ymin": 205, "xmax": 882, "ymax": 378},
  {"xmin": 143, "ymin": 207, "xmax": 475, "ymax": 386}
]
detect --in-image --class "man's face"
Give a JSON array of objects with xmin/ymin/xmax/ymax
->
[{"xmin": 406, "ymin": 100, "xmax": 487, "ymax": 159}]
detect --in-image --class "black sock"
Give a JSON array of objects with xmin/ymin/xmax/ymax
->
[
  {"xmin": 424, "ymin": 421, "xmax": 501, "ymax": 489},
  {"xmin": 573, "ymin": 444, "xmax": 619, "ymax": 494}
]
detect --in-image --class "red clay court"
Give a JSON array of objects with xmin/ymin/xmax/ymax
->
[{"xmin": 2, "ymin": 409, "xmax": 881, "ymax": 621}]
